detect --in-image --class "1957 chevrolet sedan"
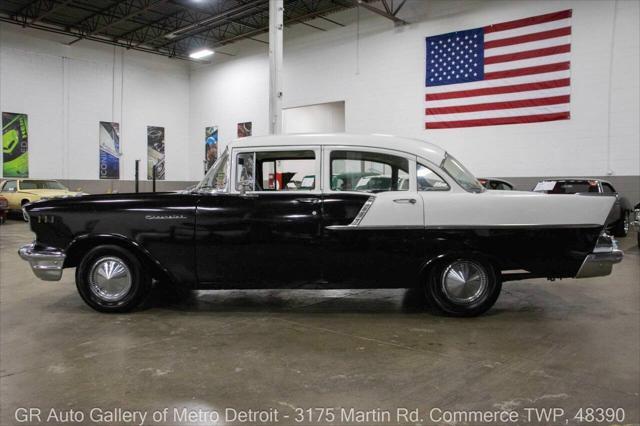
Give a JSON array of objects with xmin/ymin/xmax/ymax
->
[{"xmin": 19, "ymin": 134, "xmax": 623, "ymax": 316}]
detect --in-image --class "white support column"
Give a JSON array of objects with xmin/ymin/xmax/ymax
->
[{"xmin": 269, "ymin": 0, "xmax": 284, "ymax": 134}]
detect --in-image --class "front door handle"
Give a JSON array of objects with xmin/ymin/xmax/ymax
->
[{"xmin": 393, "ymin": 198, "xmax": 417, "ymax": 204}]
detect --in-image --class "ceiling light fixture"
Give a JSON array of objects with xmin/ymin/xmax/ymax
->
[{"xmin": 189, "ymin": 48, "xmax": 214, "ymax": 59}]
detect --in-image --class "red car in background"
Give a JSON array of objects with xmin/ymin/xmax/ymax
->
[{"xmin": 0, "ymin": 195, "xmax": 8, "ymax": 224}]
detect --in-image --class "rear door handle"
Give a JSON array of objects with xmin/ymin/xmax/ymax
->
[
  {"xmin": 296, "ymin": 198, "xmax": 320, "ymax": 204},
  {"xmin": 393, "ymin": 198, "xmax": 416, "ymax": 204}
]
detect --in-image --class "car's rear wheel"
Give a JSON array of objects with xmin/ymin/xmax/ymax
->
[
  {"xmin": 613, "ymin": 213, "xmax": 629, "ymax": 238},
  {"xmin": 76, "ymin": 245, "xmax": 151, "ymax": 313},
  {"xmin": 425, "ymin": 256, "xmax": 501, "ymax": 317}
]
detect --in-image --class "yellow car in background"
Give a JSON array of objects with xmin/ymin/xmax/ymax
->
[{"xmin": 0, "ymin": 179, "xmax": 86, "ymax": 212}]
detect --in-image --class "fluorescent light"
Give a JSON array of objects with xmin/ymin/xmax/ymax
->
[{"xmin": 189, "ymin": 48, "xmax": 214, "ymax": 59}]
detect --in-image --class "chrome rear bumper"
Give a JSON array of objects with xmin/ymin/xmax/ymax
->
[
  {"xmin": 576, "ymin": 233, "xmax": 623, "ymax": 278},
  {"xmin": 18, "ymin": 243, "xmax": 66, "ymax": 281}
]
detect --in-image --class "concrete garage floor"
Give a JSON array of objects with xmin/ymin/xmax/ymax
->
[{"xmin": 1, "ymin": 220, "xmax": 638, "ymax": 425}]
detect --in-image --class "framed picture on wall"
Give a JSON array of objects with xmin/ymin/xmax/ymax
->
[
  {"xmin": 205, "ymin": 126, "xmax": 218, "ymax": 172},
  {"xmin": 2, "ymin": 112, "xmax": 29, "ymax": 178},
  {"xmin": 98, "ymin": 121, "xmax": 120, "ymax": 180},
  {"xmin": 147, "ymin": 126, "xmax": 165, "ymax": 180},
  {"xmin": 237, "ymin": 122, "xmax": 252, "ymax": 138}
]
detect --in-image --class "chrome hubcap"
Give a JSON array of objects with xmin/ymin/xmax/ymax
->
[
  {"xmin": 441, "ymin": 260, "xmax": 488, "ymax": 305},
  {"xmin": 89, "ymin": 256, "xmax": 132, "ymax": 302}
]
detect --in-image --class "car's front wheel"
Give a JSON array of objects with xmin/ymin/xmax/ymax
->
[
  {"xmin": 76, "ymin": 245, "xmax": 151, "ymax": 313},
  {"xmin": 424, "ymin": 256, "xmax": 501, "ymax": 317}
]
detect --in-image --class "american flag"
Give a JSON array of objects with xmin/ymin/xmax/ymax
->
[{"xmin": 425, "ymin": 10, "xmax": 572, "ymax": 129}]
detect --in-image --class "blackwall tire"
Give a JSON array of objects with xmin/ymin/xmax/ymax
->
[
  {"xmin": 425, "ymin": 256, "xmax": 501, "ymax": 317},
  {"xmin": 75, "ymin": 245, "xmax": 151, "ymax": 313},
  {"xmin": 613, "ymin": 214, "xmax": 629, "ymax": 238}
]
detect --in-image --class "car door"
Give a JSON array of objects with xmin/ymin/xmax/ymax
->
[
  {"xmin": 196, "ymin": 146, "xmax": 324, "ymax": 287},
  {"xmin": 321, "ymin": 147, "xmax": 425, "ymax": 287}
]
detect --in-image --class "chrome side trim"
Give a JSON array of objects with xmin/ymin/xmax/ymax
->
[
  {"xmin": 325, "ymin": 225, "xmax": 424, "ymax": 230},
  {"xmin": 325, "ymin": 196, "xmax": 375, "ymax": 230},
  {"xmin": 575, "ymin": 232, "xmax": 624, "ymax": 278},
  {"xmin": 18, "ymin": 243, "xmax": 66, "ymax": 281}
]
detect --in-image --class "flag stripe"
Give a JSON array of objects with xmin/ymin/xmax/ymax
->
[
  {"xmin": 484, "ymin": 26, "xmax": 571, "ymax": 49},
  {"xmin": 485, "ymin": 53, "xmax": 570, "ymax": 72},
  {"xmin": 425, "ymin": 86, "xmax": 570, "ymax": 107},
  {"xmin": 484, "ymin": 18, "xmax": 570, "ymax": 42},
  {"xmin": 425, "ymin": 103, "xmax": 569, "ymax": 122},
  {"xmin": 425, "ymin": 112, "xmax": 570, "ymax": 129},
  {"xmin": 426, "ymin": 70, "xmax": 570, "ymax": 94},
  {"xmin": 484, "ymin": 61, "xmax": 570, "ymax": 80},
  {"xmin": 483, "ymin": 9, "xmax": 572, "ymax": 34},
  {"xmin": 485, "ymin": 44, "xmax": 570, "ymax": 64},
  {"xmin": 485, "ymin": 36, "xmax": 570, "ymax": 56},
  {"xmin": 425, "ymin": 77, "xmax": 570, "ymax": 100},
  {"xmin": 426, "ymin": 94, "xmax": 569, "ymax": 114}
]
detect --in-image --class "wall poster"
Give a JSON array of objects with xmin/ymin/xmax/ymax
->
[
  {"xmin": 205, "ymin": 126, "xmax": 218, "ymax": 172},
  {"xmin": 98, "ymin": 121, "xmax": 120, "ymax": 180},
  {"xmin": 237, "ymin": 122, "xmax": 252, "ymax": 138},
  {"xmin": 147, "ymin": 126, "xmax": 165, "ymax": 180},
  {"xmin": 2, "ymin": 112, "xmax": 29, "ymax": 177}
]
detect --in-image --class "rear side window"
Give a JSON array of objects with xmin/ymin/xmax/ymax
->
[
  {"xmin": 552, "ymin": 181, "xmax": 599, "ymax": 194},
  {"xmin": 330, "ymin": 150, "xmax": 409, "ymax": 192},
  {"xmin": 1, "ymin": 181, "xmax": 16, "ymax": 191},
  {"xmin": 602, "ymin": 183, "xmax": 616, "ymax": 194},
  {"xmin": 236, "ymin": 150, "xmax": 316, "ymax": 191}
]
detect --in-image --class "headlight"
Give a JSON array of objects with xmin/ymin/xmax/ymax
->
[{"xmin": 22, "ymin": 207, "xmax": 30, "ymax": 223}]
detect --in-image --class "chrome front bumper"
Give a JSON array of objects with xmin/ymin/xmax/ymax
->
[
  {"xmin": 18, "ymin": 243, "xmax": 66, "ymax": 281},
  {"xmin": 576, "ymin": 233, "xmax": 624, "ymax": 278}
]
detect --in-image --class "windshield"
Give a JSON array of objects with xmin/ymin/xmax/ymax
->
[
  {"xmin": 20, "ymin": 180, "xmax": 67, "ymax": 190},
  {"xmin": 441, "ymin": 154, "xmax": 484, "ymax": 193},
  {"xmin": 196, "ymin": 149, "xmax": 228, "ymax": 192}
]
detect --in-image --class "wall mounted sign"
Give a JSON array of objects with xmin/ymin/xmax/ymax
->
[
  {"xmin": 98, "ymin": 121, "xmax": 120, "ymax": 179},
  {"xmin": 2, "ymin": 112, "xmax": 29, "ymax": 177}
]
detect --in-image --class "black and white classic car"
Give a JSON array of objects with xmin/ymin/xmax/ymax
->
[{"xmin": 19, "ymin": 134, "xmax": 623, "ymax": 316}]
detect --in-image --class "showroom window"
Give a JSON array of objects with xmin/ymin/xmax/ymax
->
[
  {"xmin": 236, "ymin": 150, "xmax": 316, "ymax": 191},
  {"xmin": 417, "ymin": 163, "xmax": 449, "ymax": 191},
  {"xmin": 330, "ymin": 150, "xmax": 409, "ymax": 192}
]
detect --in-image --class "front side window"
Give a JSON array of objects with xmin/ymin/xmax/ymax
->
[
  {"xmin": 19, "ymin": 180, "xmax": 66, "ymax": 190},
  {"xmin": 236, "ymin": 150, "xmax": 317, "ymax": 192},
  {"xmin": 441, "ymin": 154, "xmax": 483, "ymax": 193},
  {"xmin": 417, "ymin": 163, "xmax": 449, "ymax": 191},
  {"xmin": 331, "ymin": 150, "xmax": 409, "ymax": 193},
  {"xmin": 196, "ymin": 149, "xmax": 228, "ymax": 192}
]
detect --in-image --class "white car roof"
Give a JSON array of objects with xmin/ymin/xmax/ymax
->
[{"xmin": 226, "ymin": 133, "xmax": 447, "ymax": 165}]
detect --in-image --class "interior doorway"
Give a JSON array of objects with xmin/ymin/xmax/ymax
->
[{"xmin": 282, "ymin": 101, "xmax": 345, "ymax": 134}]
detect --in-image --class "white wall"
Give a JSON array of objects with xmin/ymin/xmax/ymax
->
[
  {"xmin": 283, "ymin": 101, "xmax": 345, "ymax": 134},
  {"xmin": 0, "ymin": 24, "xmax": 190, "ymax": 181},
  {"xmin": 1, "ymin": 0, "xmax": 638, "ymax": 186},
  {"xmin": 188, "ymin": 0, "xmax": 640, "ymax": 181}
]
